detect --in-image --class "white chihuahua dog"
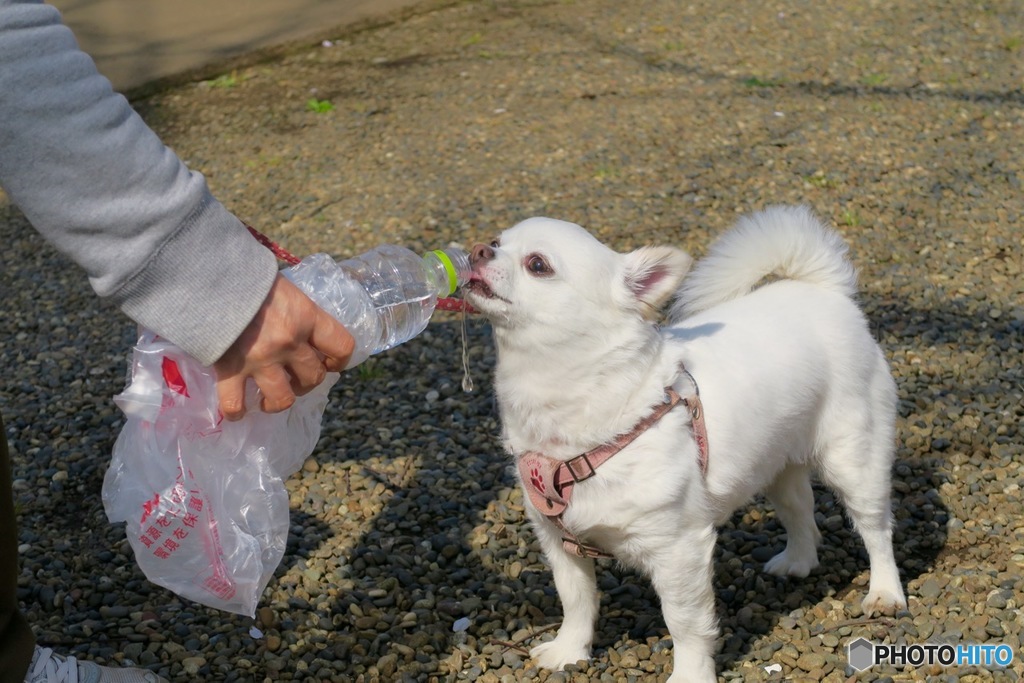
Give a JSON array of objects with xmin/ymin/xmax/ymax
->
[{"xmin": 465, "ymin": 205, "xmax": 907, "ymax": 682}]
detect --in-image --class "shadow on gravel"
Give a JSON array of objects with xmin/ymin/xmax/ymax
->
[
  {"xmin": 868, "ymin": 295, "xmax": 1024, "ymax": 355},
  {"xmin": 522, "ymin": 11, "xmax": 1023, "ymax": 107},
  {"xmin": 712, "ymin": 457, "xmax": 949, "ymax": 673},
  {"xmin": 587, "ymin": 451, "xmax": 951, "ymax": 675},
  {"xmin": 270, "ymin": 317, "xmax": 514, "ymax": 679}
]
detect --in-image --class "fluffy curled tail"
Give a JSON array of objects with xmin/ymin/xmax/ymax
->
[{"xmin": 670, "ymin": 205, "xmax": 858, "ymax": 320}]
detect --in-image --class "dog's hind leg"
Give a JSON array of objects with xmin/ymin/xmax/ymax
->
[
  {"xmin": 763, "ymin": 464, "xmax": 822, "ymax": 578},
  {"xmin": 816, "ymin": 426, "xmax": 907, "ymax": 616}
]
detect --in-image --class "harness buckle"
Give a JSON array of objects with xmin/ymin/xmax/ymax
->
[
  {"xmin": 566, "ymin": 453, "xmax": 597, "ymax": 482},
  {"xmin": 562, "ymin": 538, "xmax": 613, "ymax": 559}
]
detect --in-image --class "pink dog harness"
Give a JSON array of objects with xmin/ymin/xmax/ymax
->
[{"xmin": 517, "ymin": 368, "xmax": 709, "ymax": 559}]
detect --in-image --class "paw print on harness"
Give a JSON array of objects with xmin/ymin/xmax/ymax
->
[
  {"xmin": 529, "ymin": 466, "xmax": 547, "ymax": 493},
  {"xmin": 519, "ymin": 453, "xmax": 569, "ymax": 515}
]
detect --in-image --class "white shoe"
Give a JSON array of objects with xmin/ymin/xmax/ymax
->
[{"xmin": 25, "ymin": 647, "xmax": 168, "ymax": 683}]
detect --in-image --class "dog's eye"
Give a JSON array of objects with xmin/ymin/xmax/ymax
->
[
  {"xmin": 526, "ymin": 254, "xmax": 552, "ymax": 276},
  {"xmin": 490, "ymin": 239, "xmax": 500, "ymax": 249}
]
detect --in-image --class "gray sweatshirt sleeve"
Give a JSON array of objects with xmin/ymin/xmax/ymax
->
[{"xmin": 0, "ymin": 0, "xmax": 279, "ymax": 366}]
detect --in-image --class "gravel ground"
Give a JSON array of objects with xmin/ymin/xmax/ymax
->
[{"xmin": 2, "ymin": 0, "xmax": 1022, "ymax": 681}]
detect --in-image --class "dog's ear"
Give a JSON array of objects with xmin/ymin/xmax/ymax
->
[{"xmin": 619, "ymin": 246, "xmax": 693, "ymax": 319}]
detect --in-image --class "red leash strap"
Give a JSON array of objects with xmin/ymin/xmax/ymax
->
[
  {"xmin": 244, "ymin": 222, "xmax": 476, "ymax": 313},
  {"xmin": 435, "ymin": 297, "xmax": 477, "ymax": 313},
  {"xmin": 245, "ymin": 223, "xmax": 301, "ymax": 266}
]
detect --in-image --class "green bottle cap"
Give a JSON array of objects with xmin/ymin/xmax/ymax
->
[{"xmin": 427, "ymin": 249, "xmax": 458, "ymax": 295}]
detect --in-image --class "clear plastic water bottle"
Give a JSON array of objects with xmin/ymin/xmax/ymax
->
[{"xmin": 284, "ymin": 245, "xmax": 472, "ymax": 368}]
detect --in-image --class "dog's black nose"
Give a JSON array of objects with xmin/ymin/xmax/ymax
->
[{"xmin": 470, "ymin": 243, "xmax": 495, "ymax": 265}]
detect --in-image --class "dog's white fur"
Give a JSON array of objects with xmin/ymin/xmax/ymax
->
[{"xmin": 466, "ymin": 205, "xmax": 907, "ymax": 682}]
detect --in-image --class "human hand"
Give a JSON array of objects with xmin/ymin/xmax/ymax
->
[{"xmin": 213, "ymin": 274, "xmax": 354, "ymax": 419}]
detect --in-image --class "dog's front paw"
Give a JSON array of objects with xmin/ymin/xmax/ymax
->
[
  {"xmin": 862, "ymin": 588, "xmax": 907, "ymax": 616},
  {"xmin": 530, "ymin": 638, "xmax": 590, "ymax": 670}
]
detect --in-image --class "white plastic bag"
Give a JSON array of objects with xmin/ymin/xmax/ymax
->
[{"xmin": 102, "ymin": 330, "xmax": 337, "ymax": 616}]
